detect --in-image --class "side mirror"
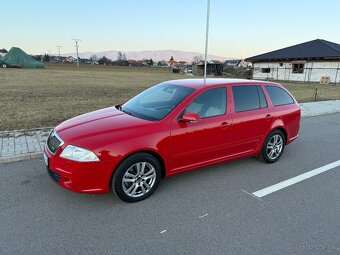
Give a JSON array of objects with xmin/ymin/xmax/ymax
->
[{"xmin": 180, "ymin": 112, "xmax": 200, "ymax": 123}]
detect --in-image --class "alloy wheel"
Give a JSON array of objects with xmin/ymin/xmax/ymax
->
[
  {"xmin": 266, "ymin": 134, "xmax": 283, "ymax": 160},
  {"xmin": 122, "ymin": 162, "xmax": 156, "ymax": 198}
]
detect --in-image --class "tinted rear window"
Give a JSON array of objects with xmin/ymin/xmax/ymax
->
[
  {"xmin": 265, "ymin": 86, "xmax": 294, "ymax": 106},
  {"xmin": 232, "ymin": 86, "xmax": 264, "ymax": 112}
]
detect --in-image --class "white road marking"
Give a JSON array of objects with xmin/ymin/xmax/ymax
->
[
  {"xmin": 198, "ymin": 213, "xmax": 208, "ymax": 219},
  {"xmin": 253, "ymin": 159, "xmax": 340, "ymax": 198},
  {"xmin": 241, "ymin": 189, "xmax": 262, "ymax": 201},
  {"xmin": 160, "ymin": 230, "xmax": 167, "ymax": 234}
]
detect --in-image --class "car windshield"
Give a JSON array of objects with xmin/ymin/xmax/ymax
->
[{"xmin": 120, "ymin": 83, "xmax": 195, "ymax": 121}]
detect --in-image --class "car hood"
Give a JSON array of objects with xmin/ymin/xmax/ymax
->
[{"xmin": 55, "ymin": 106, "xmax": 151, "ymax": 144}]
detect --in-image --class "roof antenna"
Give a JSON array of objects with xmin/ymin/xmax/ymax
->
[{"xmin": 203, "ymin": 0, "xmax": 210, "ymax": 85}]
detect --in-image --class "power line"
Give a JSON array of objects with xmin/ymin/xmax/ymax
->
[{"xmin": 72, "ymin": 39, "xmax": 81, "ymax": 68}]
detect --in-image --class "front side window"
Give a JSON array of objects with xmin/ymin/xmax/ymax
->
[
  {"xmin": 232, "ymin": 86, "xmax": 265, "ymax": 112},
  {"xmin": 265, "ymin": 86, "xmax": 294, "ymax": 106},
  {"xmin": 122, "ymin": 83, "xmax": 195, "ymax": 121},
  {"xmin": 184, "ymin": 88, "xmax": 227, "ymax": 118}
]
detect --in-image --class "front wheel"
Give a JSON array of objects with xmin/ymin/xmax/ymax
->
[
  {"xmin": 2, "ymin": 64, "xmax": 7, "ymax": 68},
  {"xmin": 111, "ymin": 153, "xmax": 162, "ymax": 202},
  {"xmin": 260, "ymin": 130, "xmax": 285, "ymax": 163}
]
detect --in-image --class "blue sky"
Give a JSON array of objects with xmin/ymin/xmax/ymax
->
[{"xmin": 2, "ymin": 0, "xmax": 340, "ymax": 58}]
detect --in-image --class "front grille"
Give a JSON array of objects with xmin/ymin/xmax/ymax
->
[
  {"xmin": 46, "ymin": 130, "xmax": 64, "ymax": 154},
  {"xmin": 47, "ymin": 168, "xmax": 61, "ymax": 183}
]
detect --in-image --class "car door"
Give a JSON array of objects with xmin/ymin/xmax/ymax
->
[
  {"xmin": 170, "ymin": 87, "xmax": 233, "ymax": 172},
  {"xmin": 230, "ymin": 85, "xmax": 274, "ymax": 155}
]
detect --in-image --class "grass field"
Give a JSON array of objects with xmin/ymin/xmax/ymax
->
[{"xmin": 1, "ymin": 64, "xmax": 340, "ymax": 131}]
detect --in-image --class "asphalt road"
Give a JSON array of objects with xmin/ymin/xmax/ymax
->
[{"xmin": 1, "ymin": 113, "xmax": 340, "ymax": 255}]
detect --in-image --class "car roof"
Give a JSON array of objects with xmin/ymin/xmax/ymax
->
[{"xmin": 165, "ymin": 78, "xmax": 281, "ymax": 89}]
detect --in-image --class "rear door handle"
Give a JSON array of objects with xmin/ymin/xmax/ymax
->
[
  {"xmin": 221, "ymin": 122, "xmax": 231, "ymax": 128},
  {"xmin": 265, "ymin": 114, "xmax": 273, "ymax": 120}
]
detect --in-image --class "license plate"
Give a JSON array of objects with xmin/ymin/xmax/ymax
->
[{"xmin": 43, "ymin": 152, "xmax": 49, "ymax": 167}]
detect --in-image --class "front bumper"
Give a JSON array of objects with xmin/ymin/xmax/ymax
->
[{"xmin": 44, "ymin": 147, "xmax": 115, "ymax": 194}]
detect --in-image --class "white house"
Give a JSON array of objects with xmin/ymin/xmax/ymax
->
[{"xmin": 245, "ymin": 39, "xmax": 340, "ymax": 84}]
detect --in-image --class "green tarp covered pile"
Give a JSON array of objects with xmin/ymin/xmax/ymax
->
[{"xmin": 3, "ymin": 47, "xmax": 44, "ymax": 68}]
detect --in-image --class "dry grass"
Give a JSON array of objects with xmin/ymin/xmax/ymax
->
[
  {"xmin": 0, "ymin": 64, "xmax": 185, "ymax": 130},
  {"xmin": 281, "ymin": 81, "xmax": 340, "ymax": 103},
  {"xmin": 1, "ymin": 64, "xmax": 340, "ymax": 131}
]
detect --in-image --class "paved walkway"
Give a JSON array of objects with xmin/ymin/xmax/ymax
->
[
  {"xmin": 300, "ymin": 99, "xmax": 340, "ymax": 117},
  {"xmin": 1, "ymin": 100, "xmax": 340, "ymax": 164},
  {"xmin": 0, "ymin": 128, "xmax": 51, "ymax": 163}
]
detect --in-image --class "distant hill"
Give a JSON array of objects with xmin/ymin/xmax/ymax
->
[{"xmin": 62, "ymin": 49, "xmax": 231, "ymax": 62}]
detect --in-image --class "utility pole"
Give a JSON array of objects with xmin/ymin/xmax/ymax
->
[
  {"xmin": 47, "ymin": 50, "xmax": 52, "ymax": 63},
  {"xmin": 72, "ymin": 39, "xmax": 81, "ymax": 68},
  {"xmin": 56, "ymin": 46, "xmax": 62, "ymax": 63},
  {"xmin": 204, "ymin": 0, "xmax": 211, "ymax": 85}
]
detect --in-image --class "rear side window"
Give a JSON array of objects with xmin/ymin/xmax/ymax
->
[
  {"xmin": 232, "ymin": 86, "xmax": 267, "ymax": 112},
  {"xmin": 265, "ymin": 86, "xmax": 294, "ymax": 106}
]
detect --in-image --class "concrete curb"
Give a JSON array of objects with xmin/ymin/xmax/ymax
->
[{"xmin": 0, "ymin": 152, "xmax": 43, "ymax": 164}]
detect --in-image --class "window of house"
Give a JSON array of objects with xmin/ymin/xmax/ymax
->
[
  {"xmin": 265, "ymin": 86, "xmax": 294, "ymax": 106},
  {"xmin": 261, "ymin": 68, "xmax": 270, "ymax": 73},
  {"xmin": 292, "ymin": 63, "xmax": 304, "ymax": 73},
  {"xmin": 279, "ymin": 63, "xmax": 283, "ymax": 67},
  {"xmin": 232, "ymin": 86, "xmax": 266, "ymax": 112},
  {"xmin": 184, "ymin": 88, "xmax": 227, "ymax": 118}
]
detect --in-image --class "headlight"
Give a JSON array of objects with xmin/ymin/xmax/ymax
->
[{"xmin": 60, "ymin": 145, "xmax": 100, "ymax": 162}]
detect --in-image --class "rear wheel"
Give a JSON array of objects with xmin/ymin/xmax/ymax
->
[
  {"xmin": 260, "ymin": 130, "xmax": 285, "ymax": 163},
  {"xmin": 111, "ymin": 153, "xmax": 161, "ymax": 202}
]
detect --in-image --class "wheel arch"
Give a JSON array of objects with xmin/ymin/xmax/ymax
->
[
  {"xmin": 273, "ymin": 127, "xmax": 288, "ymax": 144},
  {"xmin": 139, "ymin": 150, "xmax": 166, "ymax": 178},
  {"xmin": 112, "ymin": 150, "xmax": 167, "ymax": 180}
]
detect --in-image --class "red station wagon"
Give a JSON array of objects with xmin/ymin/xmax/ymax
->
[{"xmin": 44, "ymin": 79, "xmax": 300, "ymax": 202}]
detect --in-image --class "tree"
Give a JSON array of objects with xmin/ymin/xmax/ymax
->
[
  {"xmin": 43, "ymin": 54, "xmax": 50, "ymax": 62},
  {"xmin": 192, "ymin": 55, "xmax": 203, "ymax": 65},
  {"xmin": 117, "ymin": 51, "xmax": 123, "ymax": 60},
  {"xmin": 113, "ymin": 52, "xmax": 129, "ymax": 66},
  {"xmin": 98, "ymin": 56, "xmax": 112, "ymax": 65},
  {"xmin": 90, "ymin": 54, "xmax": 97, "ymax": 61},
  {"xmin": 145, "ymin": 58, "xmax": 154, "ymax": 66},
  {"xmin": 0, "ymin": 48, "xmax": 8, "ymax": 54}
]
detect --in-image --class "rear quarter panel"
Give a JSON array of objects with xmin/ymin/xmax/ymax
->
[
  {"xmin": 271, "ymin": 104, "xmax": 300, "ymax": 144},
  {"xmin": 262, "ymin": 84, "xmax": 301, "ymax": 144}
]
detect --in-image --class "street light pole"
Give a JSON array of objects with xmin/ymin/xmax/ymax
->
[
  {"xmin": 56, "ymin": 46, "xmax": 62, "ymax": 62},
  {"xmin": 204, "ymin": 0, "xmax": 210, "ymax": 85},
  {"xmin": 72, "ymin": 39, "xmax": 81, "ymax": 68}
]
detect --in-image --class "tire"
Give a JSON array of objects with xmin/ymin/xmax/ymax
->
[
  {"xmin": 2, "ymin": 64, "xmax": 7, "ymax": 68},
  {"xmin": 111, "ymin": 153, "xmax": 162, "ymax": 202},
  {"xmin": 259, "ymin": 130, "xmax": 285, "ymax": 163}
]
